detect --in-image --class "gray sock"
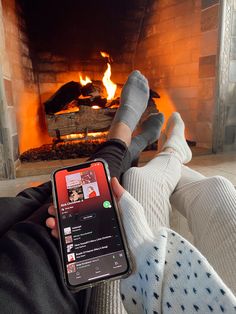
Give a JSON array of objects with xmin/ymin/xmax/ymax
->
[
  {"xmin": 112, "ymin": 70, "xmax": 149, "ymax": 132},
  {"xmin": 129, "ymin": 113, "xmax": 164, "ymax": 161}
]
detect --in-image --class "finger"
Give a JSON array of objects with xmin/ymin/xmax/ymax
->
[
  {"xmin": 51, "ymin": 228, "xmax": 59, "ymax": 239},
  {"xmin": 48, "ymin": 204, "xmax": 56, "ymax": 216},
  {"xmin": 46, "ymin": 217, "xmax": 56, "ymax": 230},
  {"xmin": 111, "ymin": 177, "xmax": 125, "ymax": 202}
]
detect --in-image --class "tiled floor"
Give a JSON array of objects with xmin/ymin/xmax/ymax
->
[{"xmin": 0, "ymin": 151, "xmax": 236, "ymax": 243}]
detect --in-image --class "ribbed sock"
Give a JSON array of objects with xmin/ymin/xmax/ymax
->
[
  {"xmin": 112, "ymin": 70, "xmax": 149, "ymax": 132},
  {"xmin": 161, "ymin": 112, "xmax": 192, "ymax": 164},
  {"xmin": 129, "ymin": 113, "xmax": 164, "ymax": 162}
]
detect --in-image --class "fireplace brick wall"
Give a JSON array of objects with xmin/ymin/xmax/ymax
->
[
  {"xmin": 36, "ymin": 53, "xmax": 133, "ymax": 104},
  {"xmin": 34, "ymin": 4, "xmax": 146, "ymax": 104},
  {"xmin": 0, "ymin": 0, "xmax": 40, "ymax": 178},
  {"xmin": 133, "ymin": 0, "xmax": 221, "ymax": 149}
]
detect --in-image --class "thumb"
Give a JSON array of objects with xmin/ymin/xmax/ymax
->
[
  {"xmin": 111, "ymin": 177, "xmax": 125, "ymax": 202},
  {"xmin": 118, "ymin": 191, "xmax": 154, "ymax": 253}
]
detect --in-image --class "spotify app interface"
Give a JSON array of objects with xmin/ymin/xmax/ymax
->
[{"xmin": 54, "ymin": 162, "xmax": 128, "ymax": 286}]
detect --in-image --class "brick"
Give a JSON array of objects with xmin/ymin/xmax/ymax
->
[
  {"xmin": 197, "ymin": 99, "xmax": 215, "ymax": 121},
  {"xmin": 56, "ymin": 71, "xmax": 80, "ymax": 83},
  {"xmin": 199, "ymin": 55, "xmax": 216, "ymax": 78},
  {"xmin": 4, "ymin": 78, "xmax": 14, "ymax": 106},
  {"xmin": 7, "ymin": 107, "xmax": 17, "ymax": 135},
  {"xmin": 169, "ymin": 75, "xmax": 191, "ymax": 87},
  {"xmin": 38, "ymin": 62, "xmax": 69, "ymax": 72},
  {"xmin": 196, "ymin": 121, "xmax": 213, "ymax": 143},
  {"xmin": 173, "ymin": 49, "xmax": 192, "ymax": 64},
  {"xmin": 174, "ymin": 14, "xmax": 196, "ymax": 28},
  {"xmin": 185, "ymin": 121, "xmax": 197, "ymax": 141},
  {"xmin": 201, "ymin": 5, "xmax": 219, "ymax": 32},
  {"xmin": 229, "ymin": 60, "xmax": 236, "ymax": 82},
  {"xmin": 169, "ymin": 86, "xmax": 198, "ymax": 99},
  {"xmin": 191, "ymin": 49, "xmax": 200, "ymax": 62},
  {"xmin": 198, "ymin": 78, "xmax": 215, "ymax": 99},
  {"xmin": 160, "ymin": 1, "xmax": 195, "ymax": 22},
  {"xmin": 226, "ymin": 82, "xmax": 236, "ymax": 103},
  {"xmin": 180, "ymin": 109, "xmax": 198, "ymax": 123},
  {"xmin": 232, "ymin": 12, "xmax": 236, "ymax": 36},
  {"xmin": 200, "ymin": 29, "xmax": 218, "ymax": 56},
  {"xmin": 172, "ymin": 26, "xmax": 192, "ymax": 42},
  {"xmin": 37, "ymin": 52, "xmax": 53, "ymax": 62},
  {"xmin": 51, "ymin": 55, "xmax": 67, "ymax": 62},
  {"xmin": 230, "ymin": 37, "xmax": 236, "ymax": 60},
  {"xmin": 38, "ymin": 72, "xmax": 57, "ymax": 83},
  {"xmin": 225, "ymin": 104, "xmax": 236, "ymax": 126},
  {"xmin": 173, "ymin": 38, "xmax": 192, "ymax": 51},
  {"xmin": 174, "ymin": 63, "xmax": 199, "ymax": 76},
  {"xmin": 39, "ymin": 83, "xmax": 61, "ymax": 95},
  {"xmin": 12, "ymin": 134, "xmax": 19, "ymax": 161},
  {"xmin": 225, "ymin": 126, "xmax": 236, "ymax": 145}
]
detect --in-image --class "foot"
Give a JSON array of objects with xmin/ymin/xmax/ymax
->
[
  {"xmin": 111, "ymin": 70, "xmax": 149, "ymax": 132},
  {"xmin": 129, "ymin": 112, "xmax": 164, "ymax": 163},
  {"xmin": 160, "ymin": 112, "xmax": 192, "ymax": 164}
]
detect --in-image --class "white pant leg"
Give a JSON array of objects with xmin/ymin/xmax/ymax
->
[
  {"xmin": 170, "ymin": 165, "xmax": 236, "ymax": 294},
  {"xmin": 88, "ymin": 154, "xmax": 182, "ymax": 314},
  {"xmin": 87, "ymin": 281, "xmax": 126, "ymax": 314},
  {"xmin": 123, "ymin": 153, "xmax": 182, "ymax": 232}
]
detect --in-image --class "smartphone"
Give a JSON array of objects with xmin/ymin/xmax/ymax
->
[{"xmin": 51, "ymin": 159, "xmax": 131, "ymax": 291}]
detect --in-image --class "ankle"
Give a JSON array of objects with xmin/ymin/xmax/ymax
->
[
  {"xmin": 163, "ymin": 147, "xmax": 176, "ymax": 154},
  {"xmin": 108, "ymin": 122, "xmax": 132, "ymax": 146}
]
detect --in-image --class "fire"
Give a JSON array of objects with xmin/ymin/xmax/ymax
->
[
  {"xmin": 100, "ymin": 51, "xmax": 117, "ymax": 100},
  {"xmin": 62, "ymin": 131, "xmax": 108, "ymax": 141},
  {"xmin": 100, "ymin": 51, "xmax": 110, "ymax": 59},
  {"xmin": 79, "ymin": 74, "xmax": 92, "ymax": 86}
]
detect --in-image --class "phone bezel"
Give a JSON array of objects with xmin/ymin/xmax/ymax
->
[{"xmin": 51, "ymin": 158, "xmax": 131, "ymax": 291}]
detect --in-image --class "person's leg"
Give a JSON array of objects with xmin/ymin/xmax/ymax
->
[
  {"xmin": 0, "ymin": 182, "xmax": 51, "ymax": 237},
  {"xmin": 122, "ymin": 112, "xmax": 191, "ymax": 233},
  {"xmin": 0, "ymin": 71, "xmax": 149, "ymax": 314},
  {"xmin": 0, "ymin": 71, "xmax": 152, "ymax": 314},
  {"xmin": 0, "ymin": 200, "xmax": 89, "ymax": 314},
  {"xmin": 89, "ymin": 70, "xmax": 150, "ymax": 181},
  {"xmin": 87, "ymin": 71, "xmax": 151, "ymax": 314},
  {"xmin": 128, "ymin": 112, "xmax": 164, "ymax": 163},
  {"xmin": 170, "ymin": 165, "xmax": 236, "ymax": 293}
]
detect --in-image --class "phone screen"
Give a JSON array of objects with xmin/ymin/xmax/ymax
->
[{"xmin": 53, "ymin": 160, "xmax": 129, "ymax": 288}]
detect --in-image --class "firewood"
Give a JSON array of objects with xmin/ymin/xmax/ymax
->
[
  {"xmin": 150, "ymin": 89, "xmax": 160, "ymax": 98},
  {"xmin": 44, "ymin": 81, "xmax": 82, "ymax": 114},
  {"xmin": 46, "ymin": 105, "xmax": 116, "ymax": 137},
  {"xmin": 81, "ymin": 83, "xmax": 101, "ymax": 97}
]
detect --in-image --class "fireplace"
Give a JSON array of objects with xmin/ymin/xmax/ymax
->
[{"xmin": 0, "ymin": 0, "xmax": 236, "ymax": 179}]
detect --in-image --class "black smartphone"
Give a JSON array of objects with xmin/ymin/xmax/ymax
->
[{"xmin": 51, "ymin": 159, "xmax": 131, "ymax": 291}]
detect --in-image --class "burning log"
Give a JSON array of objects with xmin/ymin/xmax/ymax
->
[
  {"xmin": 44, "ymin": 81, "xmax": 82, "ymax": 114},
  {"xmin": 150, "ymin": 89, "xmax": 160, "ymax": 99},
  {"xmin": 81, "ymin": 83, "xmax": 101, "ymax": 97},
  {"xmin": 77, "ymin": 97, "xmax": 108, "ymax": 108},
  {"xmin": 46, "ymin": 105, "xmax": 117, "ymax": 138}
]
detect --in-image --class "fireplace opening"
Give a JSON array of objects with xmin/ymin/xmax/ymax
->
[{"xmin": 1, "ymin": 0, "xmax": 234, "ymax": 179}]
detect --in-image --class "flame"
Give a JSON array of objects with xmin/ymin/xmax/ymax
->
[
  {"xmin": 79, "ymin": 74, "xmax": 92, "ymax": 86},
  {"xmin": 100, "ymin": 52, "xmax": 117, "ymax": 100},
  {"xmin": 62, "ymin": 131, "xmax": 108, "ymax": 140},
  {"xmin": 100, "ymin": 51, "xmax": 110, "ymax": 59},
  {"xmin": 91, "ymin": 105, "xmax": 100, "ymax": 109}
]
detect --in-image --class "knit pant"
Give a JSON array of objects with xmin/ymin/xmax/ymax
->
[{"xmin": 89, "ymin": 153, "xmax": 236, "ymax": 313}]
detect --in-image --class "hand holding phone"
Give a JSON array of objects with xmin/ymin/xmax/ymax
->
[
  {"xmin": 51, "ymin": 159, "xmax": 130, "ymax": 291},
  {"xmin": 47, "ymin": 177, "xmax": 125, "ymax": 239}
]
